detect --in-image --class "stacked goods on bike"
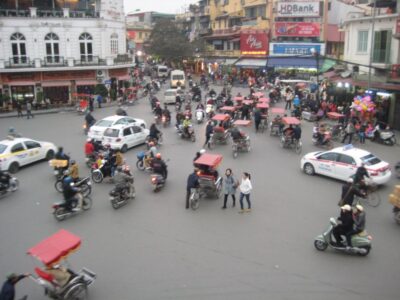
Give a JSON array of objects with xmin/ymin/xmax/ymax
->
[{"xmin": 389, "ymin": 185, "xmax": 400, "ymax": 224}]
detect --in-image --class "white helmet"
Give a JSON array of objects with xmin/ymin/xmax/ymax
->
[{"xmin": 200, "ymin": 149, "xmax": 206, "ymax": 154}]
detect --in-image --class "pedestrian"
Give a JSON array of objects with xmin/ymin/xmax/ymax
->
[
  {"xmin": 359, "ymin": 122, "xmax": 367, "ymax": 144},
  {"xmin": 89, "ymin": 97, "xmax": 94, "ymax": 112},
  {"xmin": 0, "ymin": 273, "xmax": 29, "ymax": 300},
  {"xmin": 239, "ymin": 172, "xmax": 252, "ymax": 213},
  {"xmin": 341, "ymin": 121, "xmax": 355, "ymax": 144},
  {"xmin": 285, "ymin": 90, "xmax": 293, "ymax": 110},
  {"xmin": 204, "ymin": 120, "xmax": 214, "ymax": 148},
  {"xmin": 339, "ymin": 178, "xmax": 365, "ymax": 206},
  {"xmin": 16, "ymin": 102, "xmax": 23, "ymax": 118},
  {"xmin": 26, "ymin": 101, "xmax": 34, "ymax": 119},
  {"xmin": 96, "ymin": 95, "xmax": 102, "ymax": 108},
  {"xmin": 186, "ymin": 168, "xmax": 200, "ymax": 209},
  {"xmin": 253, "ymin": 108, "xmax": 261, "ymax": 132},
  {"xmin": 222, "ymin": 168, "xmax": 238, "ymax": 209}
]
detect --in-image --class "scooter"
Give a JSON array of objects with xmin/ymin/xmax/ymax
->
[
  {"xmin": 136, "ymin": 151, "xmax": 154, "ymax": 172},
  {"xmin": 176, "ymin": 124, "xmax": 196, "ymax": 142},
  {"xmin": 314, "ymin": 217, "xmax": 372, "ymax": 256},
  {"xmin": 195, "ymin": 109, "xmax": 205, "ymax": 124},
  {"xmin": 312, "ymin": 133, "xmax": 333, "ymax": 149},
  {"xmin": 371, "ymin": 126, "xmax": 396, "ymax": 146},
  {"xmin": 109, "ymin": 181, "xmax": 135, "ymax": 209},
  {"xmin": 55, "ymin": 176, "xmax": 92, "ymax": 197},
  {"xmin": 150, "ymin": 173, "xmax": 167, "ymax": 192},
  {"xmin": 0, "ymin": 173, "xmax": 19, "ymax": 198},
  {"xmin": 52, "ymin": 193, "xmax": 92, "ymax": 221}
]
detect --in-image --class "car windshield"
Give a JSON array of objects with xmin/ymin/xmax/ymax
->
[
  {"xmin": 95, "ymin": 120, "xmax": 114, "ymax": 127},
  {"xmin": 172, "ymin": 75, "xmax": 184, "ymax": 80},
  {"xmin": 0, "ymin": 144, "xmax": 7, "ymax": 154},
  {"xmin": 361, "ymin": 154, "xmax": 381, "ymax": 166},
  {"xmin": 104, "ymin": 128, "xmax": 120, "ymax": 137},
  {"xmin": 165, "ymin": 91, "xmax": 176, "ymax": 96},
  {"xmin": 159, "ymin": 68, "xmax": 167, "ymax": 72}
]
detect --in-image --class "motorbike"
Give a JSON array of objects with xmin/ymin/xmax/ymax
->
[
  {"xmin": 55, "ymin": 176, "xmax": 92, "ymax": 197},
  {"xmin": 136, "ymin": 151, "xmax": 154, "ymax": 172},
  {"xmin": 150, "ymin": 172, "xmax": 167, "ymax": 192},
  {"xmin": 109, "ymin": 180, "xmax": 135, "ymax": 209},
  {"xmin": 314, "ymin": 217, "xmax": 372, "ymax": 256},
  {"xmin": 195, "ymin": 109, "xmax": 205, "ymax": 124},
  {"xmin": 145, "ymin": 134, "xmax": 163, "ymax": 149},
  {"xmin": 0, "ymin": 173, "xmax": 19, "ymax": 198},
  {"xmin": 192, "ymin": 94, "xmax": 201, "ymax": 102},
  {"xmin": 176, "ymin": 124, "xmax": 196, "ymax": 142},
  {"xmin": 52, "ymin": 193, "xmax": 92, "ymax": 221},
  {"xmin": 206, "ymin": 104, "xmax": 215, "ymax": 119},
  {"xmin": 371, "ymin": 126, "xmax": 396, "ymax": 145},
  {"xmin": 154, "ymin": 114, "xmax": 162, "ymax": 125},
  {"xmin": 312, "ymin": 133, "xmax": 333, "ymax": 149},
  {"xmin": 162, "ymin": 115, "xmax": 171, "ymax": 127},
  {"xmin": 91, "ymin": 161, "xmax": 113, "ymax": 183}
]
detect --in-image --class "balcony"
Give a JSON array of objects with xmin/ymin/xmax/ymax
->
[
  {"xmin": 199, "ymin": 28, "xmax": 212, "ymax": 36},
  {"xmin": 9, "ymin": 57, "xmax": 31, "ymax": 68},
  {"xmin": 75, "ymin": 56, "xmax": 102, "ymax": 66},
  {"xmin": 43, "ymin": 56, "xmax": 66, "ymax": 67}
]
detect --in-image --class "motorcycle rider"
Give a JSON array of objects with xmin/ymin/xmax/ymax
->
[
  {"xmin": 175, "ymin": 94, "xmax": 182, "ymax": 111},
  {"xmin": 0, "ymin": 170, "xmax": 11, "ymax": 192},
  {"xmin": 113, "ymin": 165, "xmax": 135, "ymax": 198},
  {"xmin": 115, "ymin": 149, "xmax": 124, "ymax": 167},
  {"xmin": 333, "ymin": 204, "xmax": 354, "ymax": 246},
  {"xmin": 153, "ymin": 103, "xmax": 163, "ymax": 120},
  {"xmin": 176, "ymin": 110, "xmax": 185, "ymax": 126},
  {"xmin": 151, "ymin": 153, "xmax": 168, "ymax": 179},
  {"xmin": 149, "ymin": 123, "xmax": 162, "ymax": 143},
  {"xmin": 162, "ymin": 105, "xmax": 171, "ymax": 123},
  {"xmin": 182, "ymin": 116, "xmax": 192, "ymax": 136},
  {"xmin": 55, "ymin": 147, "xmax": 69, "ymax": 161},
  {"xmin": 186, "ymin": 168, "xmax": 200, "ymax": 209},
  {"xmin": 69, "ymin": 160, "xmax": 80, "ymax": 182},
  {"xmin": 346, "ymin": 204, "xmax": 366, "ymax": 247},
  {"xmin": 84, "ymin": 138, "xmax": 95, "ymax": 158},
  {"xmin": 145, "ymin": 142, "xmax": 158, "ymax": 167},
  {"xmin": 209, "ymin": 89, "xmax": 217, "ymax": 98},
  {"xmin": 62, "ymin": 176, "xmax": 82, "ymax": 212}
]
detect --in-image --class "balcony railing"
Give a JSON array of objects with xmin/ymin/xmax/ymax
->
[
  {"xmin": 372, "ymin": 49, "xmax": 390, "ymax": 64},
  {"xmin": 75, "ymin": 56, "xmax": 101, "ymax": 66},
  {"xmin": 9, "ymin": 57, "xmax": 30, "ymax": 67},
  {"xmin": 43, "ymin": 56, "xmax": 66, "ymax": 66},
  {"xmin": 0, "ymin": 8, "xmax": 99, "ymax": 18}
]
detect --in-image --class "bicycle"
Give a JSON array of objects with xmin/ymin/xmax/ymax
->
[{"xmin": 355, "ymin": 182, "xmax": 381, "ymax": 207}]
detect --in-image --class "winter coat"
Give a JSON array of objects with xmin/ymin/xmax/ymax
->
[
  {"xmin": 239, "ymin": 178, "xmax": 252, "ymax": 194},
  {"xmin": 224, "ymin": 175, "xmax": 237, "ymax": 195}
]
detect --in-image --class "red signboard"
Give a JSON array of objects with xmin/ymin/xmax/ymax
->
[
  {"xmin": 127, "ymin": 31, "xmax": 136, "ymax": 39},
  {"xmin": 275, "ymin": 22, "xmax": 320, "ymax": 37},
  {"xmin": 240, "ymin": 31, "xmax": 268, "ymax": 56}
]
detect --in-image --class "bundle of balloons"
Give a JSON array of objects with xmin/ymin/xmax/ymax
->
[{"xmin": 351, "ymin": 95, "xmax": 376, "ymax": 112}]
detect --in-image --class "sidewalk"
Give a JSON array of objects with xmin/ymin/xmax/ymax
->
[{"xmin": 0, "ymin": 102, "xmax": 118, "ymax": 119}]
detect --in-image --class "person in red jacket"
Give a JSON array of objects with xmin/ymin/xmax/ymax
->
[{"xmin": 84, "ymin": 138, "xmax": 95, "ymax": 157}]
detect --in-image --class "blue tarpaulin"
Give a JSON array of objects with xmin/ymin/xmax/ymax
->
[{"xmin": 267, "ymin": 57, "xmax": 318, "ymax": 68}]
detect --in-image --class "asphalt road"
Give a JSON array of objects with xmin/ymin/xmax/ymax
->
[{"xmin": 0, "ymin": 83, "xmax": 399, "ymax": 300}]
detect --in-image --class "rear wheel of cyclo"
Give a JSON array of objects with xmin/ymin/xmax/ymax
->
[
  {"xmin": 63, "ymin": 283, "xmax": 87, "ymax": 300},
  {"xmin": 366, "ymin": 192, "xmax": 381, "ymax": 207}
]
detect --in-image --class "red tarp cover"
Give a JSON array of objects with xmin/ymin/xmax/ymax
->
[
  {"xmin": 27, "ymin": 230, "xmax": 81, "ymax": 265},
  {"xmin": 220, "ymin": 106, "xmax": 236, "ymax": 112},
  {"xmin": 282, "ymin": 117, "xmax": 301, "ymax": 125},
  {"xmin": 234, "ymin": 97, "xmax": 244, "ymax": 101},
  {"xmin": 212, "ymin": 114, "xmax": 230, "ymax": 121},
  {"xmin": 258, "ymin": 97, "xmax": 270, "ymax": 103},
  {"xmin": 233, "ymin": 120, "xmax": 251, "ymax": 126},
  {"xmin": 271, "ymin": 108, "xmax": 285, "ymax": 114},
  {"xmin": 194, "ymin": 153, "xmax": 223, "ymax": 167},
  {"xmin": 256, "ymin": 103, "xmax": 269, "ymax": 109},
  {"xmin": 327, "ymin": 112, "xmax": 345, "ymax": 120}
]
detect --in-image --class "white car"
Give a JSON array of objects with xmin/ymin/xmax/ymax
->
[
  {"xmin": 163, "ymin": 89, "xmax": 178, "ymax": 105},
  {"xmin": 0, "ymin": 137, "xmax": 57, "ymax": 173},
  {"xmin": 88, "ymin": 116, "xmax": 146, "ymax": 141},
  {"xmin": 102, "ymin": 124, "xmax": 150, "ymax": 152},
  {"xmin": 300, "ymin": 145, "xmax": 391, "ymax": 185}
]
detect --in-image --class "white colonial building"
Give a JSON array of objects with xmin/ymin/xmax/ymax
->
[{"xmin": 0, "ymin": 0, "xmax": 134, "ymax": 104}]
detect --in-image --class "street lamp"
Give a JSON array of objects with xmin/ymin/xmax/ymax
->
[{"xmin": 310, "ymin": 47, "xmax": 320, "ymax": 103}]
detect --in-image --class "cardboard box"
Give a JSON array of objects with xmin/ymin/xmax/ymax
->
[
  {"xmin": 389, "ymin": 194, "xmax": 400, "ymax": 207},
  {"xmin": 393, "ymin": 185, "xmax": 400, "ymax": 197}
]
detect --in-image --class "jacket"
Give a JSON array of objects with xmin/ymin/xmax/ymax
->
[
  {"xmin": 115, "ymin": 153, "xmax": 123, "ymax": 166},
  {"xmin": 353, "ymin": 211, "xmax": 366, "ymax": 231},
  {"xmin": 84, "ymin": 142, "xmax": 94, "ymax": 155},
  {"xmin": 206, "ymin": 124, "xmax": 214, "ymax": 136},
  {"xmin": 338, "ymin": 211, "xmax": 354, "ymax": 231},
  {"xmin": 186, "ymin": 172, "xmax": 199, "ymax": 190},
  {"xmin": 0, "ymin": 275, "xmax": 25, "ymax": 300},
  {"xmin": 345, "ymin": 123, "xmax": 355, "ymax": 134},
  {"xmin": 69, "ymin": 164, "xmax": 79, "ymax": 179},
  {"xmin": 239, "ymin": 178, "xmax": 252, "ymax": 194},
  {"xmin": 224, "ymin": 175, "xmax": 237, "ymax": 195}
]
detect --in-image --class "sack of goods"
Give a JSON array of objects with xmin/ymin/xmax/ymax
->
[{"xmin": 388, "ymin": 185, "xmax": 400, "ymax": 207}]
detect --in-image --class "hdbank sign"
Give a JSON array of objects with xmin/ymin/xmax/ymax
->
[
  {"xmin": 277, "ymin": 2, "xmax": 320, "ymax": 17},
  {"xmin": 269, "ymin": 43, "xmax": 325, "ymax": 56}
]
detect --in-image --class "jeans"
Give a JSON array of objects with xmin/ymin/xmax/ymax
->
[
  {"xmin": 359, "ymin": 132, "xmax": 365, "ymax": 144},
  {"xmin": 341, "ymin": 133, "xmax": 353, "ymax": 144},
  {"xmin": 223, "ymin": 194, "xmax": 236, "ymax": 207},
  {"xmin": 285, "ymin": 101, "xmax": 292, "ymax": 110},
  {"xmin": 239, "ymin": 192, "xmax": 251, "ymax": 210}
]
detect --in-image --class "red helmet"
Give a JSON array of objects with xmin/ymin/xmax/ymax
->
[{"xmin": 156, "ymin": 153, "xmax": 162, "ymax": 159}]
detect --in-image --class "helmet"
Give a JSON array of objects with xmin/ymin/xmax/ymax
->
[
  {"xmin": 200, "ymin": 149, "xmax": 206, "ymax": 154},
  {"xmin": 156, "ymin": 153, "xmax": 162, "ymax": 159},
  {"xmin": 347, "ymin": 178, "xmax": 354, "ymax": 184},
  {"xmin": 356, "ymin": 204, "xmax": 364, "ymax": 212},
  {"xmin": 70, "ymin": 160, "xmax": 76, "ymax": 164},
  {"xmin": 149, "ymin": 141, "xmax": 155, "ymax": 147},
  {"xmin": 185, "ymin": 116, "xmax": 190, "ymax": 119},
  {"xmin": 123, "ymin": 165, "xmax": 130, "ymax": 172},
  {"xmin": 86, "ymin": 138, "xmax": 91, "ymax": 142},
  {"xmin": 63, "ymin": 176, "xmax": 73, "ymax": 185},
  {"xmin": 341, "ymin": 204, "xmax": 352, "ymax": 211}
]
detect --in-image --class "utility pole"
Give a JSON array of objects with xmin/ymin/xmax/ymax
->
[{"xmin": 367, "ymin": 0, "xmax": 377, "ymax": 90}]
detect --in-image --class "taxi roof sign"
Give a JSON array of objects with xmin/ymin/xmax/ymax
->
[{"xmin": 343, "ymin": 144, "xmax": 354, "ymax": 151}]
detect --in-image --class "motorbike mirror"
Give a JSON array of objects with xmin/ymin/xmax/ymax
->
[{"xmin": 329, "ymin": 217, "xmax": 337, "ymax": 226}]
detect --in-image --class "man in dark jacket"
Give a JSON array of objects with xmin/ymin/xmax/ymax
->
[
  {"xmin": 186, "ymin": 169, "xmax": 200, "ymax": 209},
  {"xmin": 341, "ymin": 178, "xmax": 365, "ymax": 206},
  {"xmin": 204, "ymin": 121, "xmax": 214, "ymax": 148},
  {"xmin": 346, "ymin": 204, "xmax": 366, "ymax": 247},
  {"xmin": 253, "ymin": 109, "xmax": 261, "ymax": 132},
  {"xmin": 0, "ymin": 273, "xmax": 29, "ymax": 300},
  {"xmin": 353, "ymin": 163, "xmax": 370, "ymax": 186},
  {"xmin": 333, "ymin": 205, "xmax": 354, "ymax": 246}
]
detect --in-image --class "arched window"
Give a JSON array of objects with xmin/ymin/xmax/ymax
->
[
  {"xmin": 110, "ymin": 33, "xmax": 118, "ymax": 55},
  {"xmin": 79, "ymin": 33, "xmax": 93, "ymax": 62},
  {"xmin": 45, "ymin": 33, "xmax": 60, "ymax": 64},
  {"xmin": 10, "ymin": 33, "xmax": 27, "ymax": 64}
]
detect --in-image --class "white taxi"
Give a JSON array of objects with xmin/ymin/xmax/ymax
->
[
  {"xmin": 300, "ymin": 145, "xmax": 391, "ymax": 185},
  {"xmin": 88, "ymin": 115, "xmax": 146, "ymax": 141},
  {"xmin": 102, "ymin": 124, "xmax": 149, "ymax": 152},
  {"xmin": 0, "ymin": 137, "xmax": 57, "ymax": 173}
]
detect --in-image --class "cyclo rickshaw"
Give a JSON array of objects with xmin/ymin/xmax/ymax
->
[
  {"xmin": 190, "ymin": 153, "xmax": 223, "ymax": 210},
  {"xmin": 27, "ymin": 229, "xmax": 96, "ymax": 300},
  {"xmin": 208, "ymin": 114, "xmax": 232, "ymax": 148},
  {"xmin": 231, "ymin": 120, "xmax": 251, "ymax": 158},
  {"xmin": 280, "ymin": 117, "xmax": 302, "ymax": 154},
  {"xmin": 219, "ymin": 105, "xmax": 237, "ymax": 119},
  {"xmin": 269, "ymin": 107, "xmax": 285, "ymax": 136},
  {"xmin": 256, "ymin": 102, "xmax": 269, "ymax": 133}
]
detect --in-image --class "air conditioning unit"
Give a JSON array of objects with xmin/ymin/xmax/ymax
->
[{"xmin": 96, "ymin": 70, "xmax": 105, "ymax": 80}]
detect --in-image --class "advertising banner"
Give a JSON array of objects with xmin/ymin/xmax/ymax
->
[
  {"xmin": 277, "ymin": 2, "xmax": 320, "ymax": 17},
  {"xmin": 269, "ymin": 43, "xmax": 325, "ymax": 56},
  {"xmin": 240, "ymin": 31, "xmax": 268, "ymax": 56},
  {"xmin": 275, "ymin": 22, "xmax": 320, "ymax": 37}
]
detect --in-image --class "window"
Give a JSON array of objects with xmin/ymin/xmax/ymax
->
[
  {"xmin": 45, "ymin": 33, "xmax": 60, "ymax": 63},
  {"xmin": 24, "ymin": 141, "xmax": 41, "ymax": 149},
  {"xmin": 318, "ymin": 152, "xmax": 338, "ymax": 162},
  {"xmin": 79, "ymin": 33, "xmax": 93, "ymax": 62},
  {"xmin": 104, "ymin": 128, "xmax": 120, "ymax": 137},
  {"xmin": 357, "ymin": 31, "xmax": 368, "ymax": 53},
  {"xmin": 126, "ymin": 118, "xmax": 137, "ymax": 124},
  {"xmin": 245, "ymin": 5, "xmax": 266, "ymax": 18},
  {"xmin": 110, "ymin": 33, "xmax": 118, "ymax": 55},
  {"xmin": 328, "ymin": 2, "xmax": 331, "ymax": 10},
  {"xmin": 123, "ymin": 128, "xmax": 132, "ymax": 136},
  {"xmin": 338, "ymin": 154, "xmax": 356, "ymax": 165},
  {"xmin": 361, "ymin": 154, "xmax": 381, "ymax": 166},
  {"xmin": 373, "ymin": 30, "xmax": 392, "ymax": 64},
  {"xmin": 95, "ymin": 120, "xmax": 113, "ymax": 127},
  {"xmin": 10, "ymin": 33, "xmax": 27, "ymax": 64},
  {"xmin": 11, "ymin": 143, "xmax": 24, "ymax": 153},
  {"xmin": 139, "ymin": 32, "xmax": 142, "ymax": 39},
  {"xmin": 132, "ymin": 126, "xmax": 142, "ymax": 134}
]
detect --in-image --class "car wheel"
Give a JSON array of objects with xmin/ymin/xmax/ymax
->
[
  {"xmin": 46, "ymin": 150, "xmax": 55, "ymax": 160},
  {"xmin": 121, "ymin": 144, "xmax": 128, "ymax": 153},
  {"xmin": 8, "ymin": 162, "xmax": 19, "ymax": 174},
  {"xmin": 303, "ymin": 163, "xmax": 315, "ymax": 176}
]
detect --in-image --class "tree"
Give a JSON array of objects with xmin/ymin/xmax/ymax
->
[
  {"xmin": 145, "ymin": 19, "xmax": 193, "ymax": 65},
  {"xmin": 94, "ymin": 84, "xmax": 108, "ymax": 98}
]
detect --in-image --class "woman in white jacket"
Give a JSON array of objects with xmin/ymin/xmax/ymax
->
[{"xmin": 239, "ymin": 172, "xmax": 252, "ymax": 213}]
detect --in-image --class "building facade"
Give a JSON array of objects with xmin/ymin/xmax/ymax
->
[{"xmin": 0, "ymin": 0, "xmax": 133, "ymax": 105}]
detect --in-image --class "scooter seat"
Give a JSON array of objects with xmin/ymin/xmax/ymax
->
[{"xmin": 357, "ymin": 230, "xmax": 367, "ymax": 237}]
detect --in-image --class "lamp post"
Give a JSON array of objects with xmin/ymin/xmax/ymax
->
[{"xmin": 310, "ymin": 47, "xmax": 320, "ymax": 103}]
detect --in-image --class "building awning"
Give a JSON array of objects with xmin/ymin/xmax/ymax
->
[
  {"xmin": 234, "ymin": 58, "xmax": 267, "ymax": 68},
  {"xmin": 75, "ymin": 80, "xmax": 98, "ymax": 86},
  {"xmin": 320, "ymin": 58, "xmax": 337, "ymax": 73},
  {"xmin": 224, "ymin": 58, "xmax": 239, "ymax": 65},
  {"xmin": 41, "ymin": 81, "xmax": 71, "ymax": 87},
  {"xmin": 267, "ymin": 57, "xmax": 317, "ymax": 68}
]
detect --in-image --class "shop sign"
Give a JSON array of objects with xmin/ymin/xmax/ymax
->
[
  {"xmin": 109, "ymin": 68, "xmax": 128, "ymax": 77},
  {"xmin": 127, "ymin": 31, "xmax": 136, "ymax": 39},
  {"xmin": 240, "ymin": 32, "xmax": 268, "ymax": 56},
  {"xmin": 42, "ymin": 71, "xmax": 95, "ymax": 81},
  {"xmin": 269, "ymin": 43, "xmax": 325, "ymax": 56},
  {"xmin": 276, "ymin": 2, "xmax": 320, "ymax": 17},
  {"xmin": 275, "ymin": 22, "xmax": 320, "ymax": 37}
]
